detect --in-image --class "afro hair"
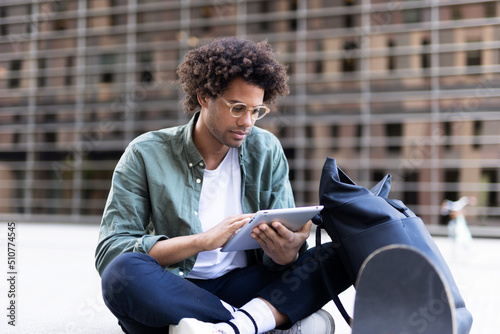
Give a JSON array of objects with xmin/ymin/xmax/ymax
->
[{"xmin": 177, "ymin": 37, "xmax": 289, "ymax": 113}]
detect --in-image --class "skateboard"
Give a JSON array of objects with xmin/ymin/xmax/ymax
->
[{"xmin": 351, "ymin": 245, "xmax": 456, "ymax": 334}]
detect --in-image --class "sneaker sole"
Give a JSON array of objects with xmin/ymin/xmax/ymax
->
[{"xmin": 316, "ymin": 309, "xmax": 335, "ymax": 334}]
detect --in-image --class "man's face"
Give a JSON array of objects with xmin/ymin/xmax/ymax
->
[{"xmin": 200, "ymin": 77, "xmax": 265, "ymax": 149}]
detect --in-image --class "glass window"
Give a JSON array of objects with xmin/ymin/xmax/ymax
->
[
  {"xmin": 484, "ymin": 2, "xmax": 497, "ymax": 18},
  {"xmin": 8, "ymin": 59, "xmax": 22, "ymax": 88},
  {"xmin": 480, "ymin": 169, "xmax": 498, "ymax": 207},
  {"xmin": 421, "ymin": 38, "xmax": 431, "ymax": 68},
  {"xmin": 472, "ymin": 120, "xmax": 482, "ymax": 149},
  {"xmin": 403, "ymin": 171, "xmax": 419, "ymax": 205},
  {"xmin": 385, "ymin": 123, "xmax": 402, "ymax": 153},
  {"xmin": 100, "ymin": 54, "xmax": 116, "ymax": 83},
  {"xmin": 403, "ymin": 9, "xmax": 421, "ymax": 24},
  {"xmin": 38, "ymin": 58, "xmax": 46, "ymax": 87},
  {"xmin": 342, "ymin": 41, "xmax": 359, "ymax": 72},
  {"xmin": 466, "ymin": 49, "xmax": 482, "ymax": 67},
  {"xmin": 443, "ymin": 169, "xmax": 460, "ymax": 202},
  {"xmin": 0, "ymin": 7, "xmax": 7, "ymax": 36}
]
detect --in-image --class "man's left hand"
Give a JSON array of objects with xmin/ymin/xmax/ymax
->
[{"xmin": 251, "ymin": 220, "xmax": 312, "ymax": 266}]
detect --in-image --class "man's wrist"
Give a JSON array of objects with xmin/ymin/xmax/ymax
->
[
  {"xmin": 286, "ymin": 252, "xmax": 300, "ymax": 265},
  {"xmin": 273, "ymin": 251, "xmax": 300, "ymax": 266},
  {"xmin": 193, "ymin": 233, "xmax": 208, "ymax": 252}
]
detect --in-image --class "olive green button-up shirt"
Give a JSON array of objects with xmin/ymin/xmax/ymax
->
[{"xmin": 95, "ymin": 112, "xmax": 300, "ymax": 277}]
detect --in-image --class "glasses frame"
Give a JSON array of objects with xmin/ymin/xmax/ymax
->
[{"xmin": 219, "ymin": 96, "xmax": 270, "ymax": 120}]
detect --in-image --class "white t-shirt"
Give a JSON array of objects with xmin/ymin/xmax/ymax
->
[{"xmin": 187, "ymin": 148, "xmax": 248, "ymax": 279}]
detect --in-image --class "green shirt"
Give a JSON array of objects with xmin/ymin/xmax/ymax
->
[{"xmin": 95, "ymin": 112, "xmax": 300, "ymax": 277}]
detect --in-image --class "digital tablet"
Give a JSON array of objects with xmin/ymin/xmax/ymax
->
[{"xmin": 221, "ymin": 205, "xmax": 323, "ymax": 252}]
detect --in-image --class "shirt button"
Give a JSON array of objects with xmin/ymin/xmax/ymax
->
[
  {"xmin": 194, "ymin": 211, "xmax": 198, "ymax": 216},
  {"xmin": 188, "ymin": 163, "xmax": 193, "ymax": 167},
  {"xmin": 199, "ymin": 162, "xmax": 204, "ymax": 167},
  {"xmin": 196, "ymin": 178, "xmax": 201, "ymax": 183},
  {"xmin": 179, "ymin": 271, "xmax": 184, "ymax": 276}
]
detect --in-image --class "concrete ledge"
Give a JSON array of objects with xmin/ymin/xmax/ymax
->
[
  {"xmin": 425, "ymin": 224, "xmax": 500, "ymax": 238},
  {"xmin": 312, "ymin": 223, "xmax": 500, "ymax": 239}
]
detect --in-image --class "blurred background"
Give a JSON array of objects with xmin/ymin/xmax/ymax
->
[{"xmin": 0, "ymin": 0, "xmax": 499, "ymax": 234}]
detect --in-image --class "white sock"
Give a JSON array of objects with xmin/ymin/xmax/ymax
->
[
  {"xmin": 221, "ymin": 300, "xmax": 237, "ymax": 314},
  {"xmin": 214, "ymin": 298, "xmax": 276, "ymax": 334}
]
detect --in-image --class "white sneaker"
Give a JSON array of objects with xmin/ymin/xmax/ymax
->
[
  {"xmin": 169, "ymin": 318, "xmax": 232, "ymax": 334},
  {"xmin": 265, "ymin": 309, "xmax": 335, "ymax": 334}
]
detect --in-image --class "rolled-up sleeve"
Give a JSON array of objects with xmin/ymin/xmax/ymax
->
[{"xmin": 95, "ymin": 144, "xmax": 167, "ymax": 276}]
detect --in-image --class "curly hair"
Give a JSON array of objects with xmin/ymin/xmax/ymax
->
[{"xmin": 177, "ymin": 37, "xmax": 289, "ymax": 113}]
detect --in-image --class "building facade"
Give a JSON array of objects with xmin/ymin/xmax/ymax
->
[{"xmin": 1, "ymin": 0, "xmax": 499, "ymax": 227}]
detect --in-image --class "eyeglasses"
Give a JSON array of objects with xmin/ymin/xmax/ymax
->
[{"xmin": 219, "ymin": 96, "xmax": 270, "ymax": 121}]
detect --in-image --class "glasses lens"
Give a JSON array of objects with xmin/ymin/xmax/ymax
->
[
  {"xmin": 230, "ymin": 103, "xmax": 247, "ymax": 117},
  {"xmin": 253, "ymin": 107, "xmax": 268, "ymax": 120},
  {"xmin": 228, "ymin": 102, "xmax": 268, "ymax": 120}
]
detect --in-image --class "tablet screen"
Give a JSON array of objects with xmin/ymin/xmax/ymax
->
[{"xmin": 221, "ymin": 206, "xmax": 323, "ymax": 252}]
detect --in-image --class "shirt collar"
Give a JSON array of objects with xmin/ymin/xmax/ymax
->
[{"xmin": 184, "ymin": 111, "xmax": 205, "ymax": 168}]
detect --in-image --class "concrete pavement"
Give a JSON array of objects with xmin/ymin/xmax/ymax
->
[{"xmin": 0, "ymin": 222, "xmax": 497, "ymax": 334}]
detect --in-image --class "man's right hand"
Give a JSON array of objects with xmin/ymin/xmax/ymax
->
[
  {"xmin": 149, "ymin": 214, "xmax": 252, "ymax": 267},
  {"xmin": 199, "ymin": 214, "xmax": 253, "ymax": 251}
]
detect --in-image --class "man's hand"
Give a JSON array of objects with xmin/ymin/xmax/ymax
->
[
  {"xmin": 199, "ymin": 214, "xmax": 253, "ymax": 251},
  {"xmin": 251, "ymin": 220, "xmax": 312, "ymax": 266},
  {"xmin": 149, "ymin": 214, "xmax": 253, "ymax": 267}
]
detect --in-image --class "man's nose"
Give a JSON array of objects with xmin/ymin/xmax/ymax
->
[{"xmin": 237, "ymin": 109, "xmax": 254, "ymax": 127}]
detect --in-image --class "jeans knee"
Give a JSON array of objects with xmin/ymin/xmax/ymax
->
[{"xmin": 101, "ymin": 253, "xmax": 156, "ymax": 305}]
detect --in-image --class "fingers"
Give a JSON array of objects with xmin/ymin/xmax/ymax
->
[
  {"xmin": 252, "ymin": 220, "xmax": 311, "ymax": 248},
  {"xmin": 203, "ymin": 215, "xmax": 253, "ymax": 250},
  {"xmin": 251, "ymin": 222, "xmax": 288, "ymax": 247},
  {"xmin": 226, "ymin": 214, "xmax": 253, "ymax": 229},
  {"xmin": 256, "ymin": 221, "xmax": 305, "ymax": 238},
  {"xmin": 298, "ymin": 221, "xmax": 313, "ymax": 235},
  {"xmin": 252, "ymin": 222, "xmax": 303, "ymax": 266},
  {"xmin": 232, "ymin": 216, "xmax": 251, "ymax": 230},
  {"xmin": 270, "ymin": 221, "xmax": 294, "ymax": 237},
  {"xmin": 226, "ymin": 213, "xmax": 254, "ymax": 221},
  {"xmin": 251, "ymin": 223, "xmax": 270, "ymax": 247}
]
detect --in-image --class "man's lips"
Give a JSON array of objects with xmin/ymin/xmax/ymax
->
[{"xmin": 230, "ymin": 130, "xmax": 250, "ymax": 140}]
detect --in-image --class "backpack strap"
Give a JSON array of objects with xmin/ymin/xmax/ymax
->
[{"xmin": 315, "ymin": 223, "xmax": 353, "ymax": 326}]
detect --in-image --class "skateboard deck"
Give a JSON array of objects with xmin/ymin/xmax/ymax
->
[{"xmin": 351, "ymin": 245, "xmax": 457, "ymax": 334}]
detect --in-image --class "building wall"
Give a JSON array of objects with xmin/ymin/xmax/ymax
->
[{"xmin": 0, "ymin": 0, "xmax": 499, "ymax": 225}]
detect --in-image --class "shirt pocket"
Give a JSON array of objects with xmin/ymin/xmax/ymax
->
[{"xmin": 245, "ymin": 184, "xmax": 272, "ymax": 210}]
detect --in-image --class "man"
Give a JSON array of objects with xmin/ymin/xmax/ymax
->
[{"xmin": 96, "ymin": 37, "xmax": 350, "ymax": 334}]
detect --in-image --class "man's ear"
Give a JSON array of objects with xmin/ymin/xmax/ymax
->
[{"xmin": 197, "ymin": 93, "xmax": 209, "ymax": 109}]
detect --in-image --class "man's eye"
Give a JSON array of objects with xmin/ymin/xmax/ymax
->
[
  {"xmin": 253, "ymin": 107, "xmax": 267, "ymax": 117},
  {"xmin": 232, "ymin": 105, "xmax": 246, "ymax": 113}
]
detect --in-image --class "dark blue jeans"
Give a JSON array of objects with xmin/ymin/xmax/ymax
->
[{"xmin": 101, "ymin": 243, "xmax": 351, "ymax": 334}]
